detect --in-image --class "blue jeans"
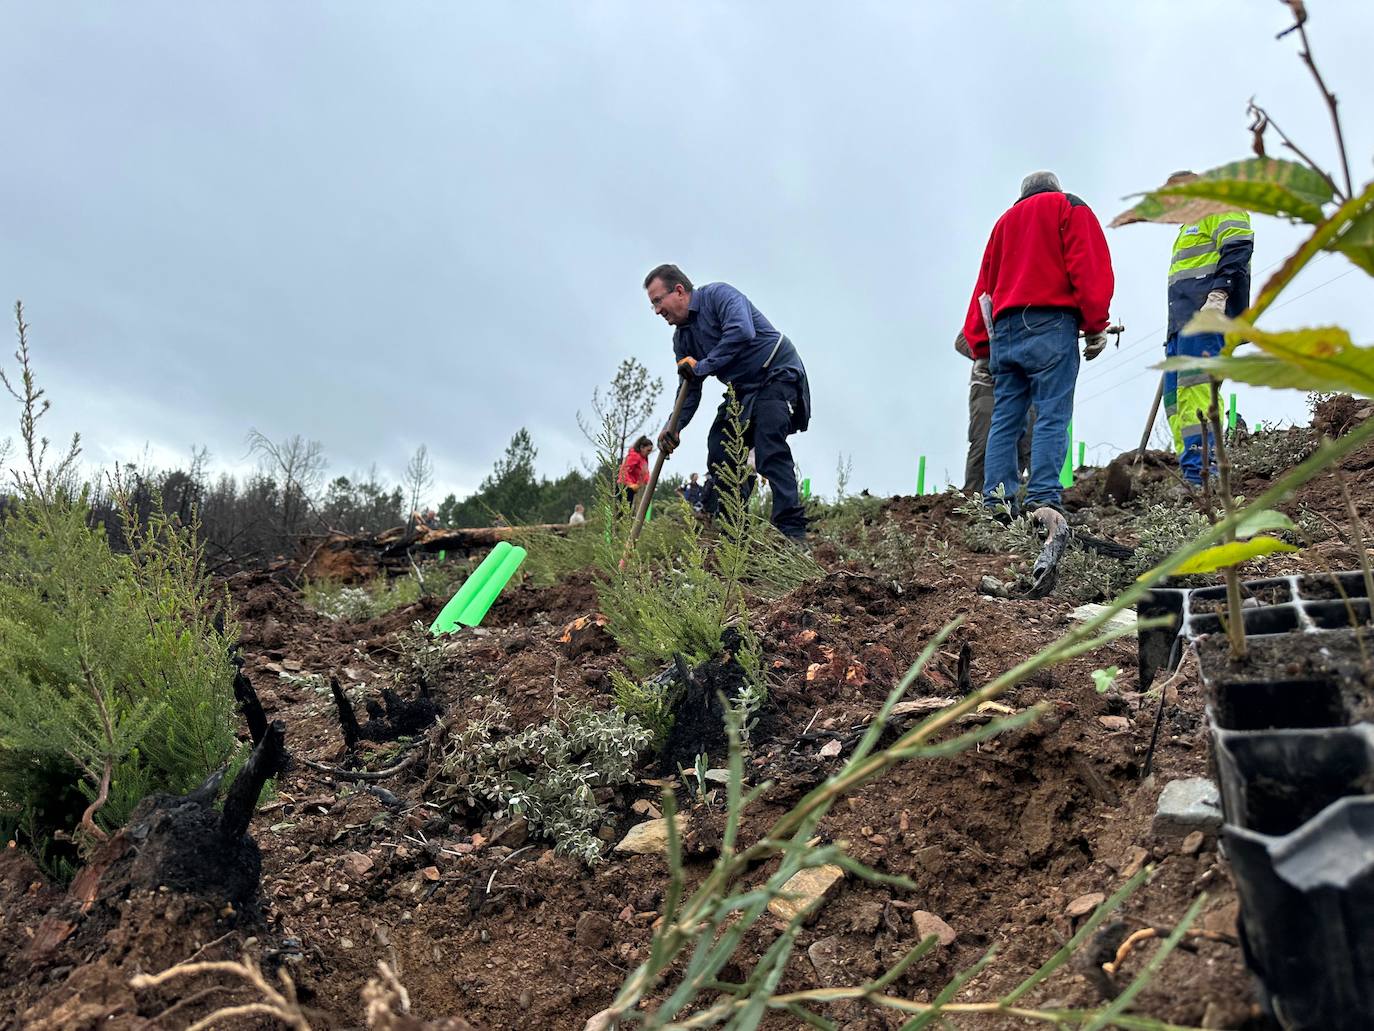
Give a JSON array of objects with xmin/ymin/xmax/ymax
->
[
  {"xmin": 982, "ymin": 307, "xmax": 1079, "ymax": 512},
  {"xmin": 703, "ymin": 376, "xmax": 807, "ymax": 539}
]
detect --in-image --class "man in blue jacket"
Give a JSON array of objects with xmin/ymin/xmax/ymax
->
[{"xmin": 643, "ymin": 264, "xmax": 811, "ymax": 541}]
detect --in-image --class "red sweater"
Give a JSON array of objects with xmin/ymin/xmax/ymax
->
[
  {"xmin": 618, "ymin": 449, "xmax": 649, "ymax": 488},
  {"xmin": 961, "ymin": 190, "xmax": 1114, "ymax": 360}
]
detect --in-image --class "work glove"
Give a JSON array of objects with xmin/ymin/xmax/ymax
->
[
  {"xmin": 676, "ymin": 356, "xmax": 698, "ymax": 379},
  {"xmin": 1202, "ymin": 289, "xmax": 1228, "ymax": 314},
  {"xmin": 658, "ymin": 427, "xmax": 680, "ymax": 456},
  {"xmin": 1082, "ymin": 331, "xmax": 1108, "ymax": 360}
]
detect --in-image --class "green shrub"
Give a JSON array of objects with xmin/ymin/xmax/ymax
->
[
  {"xmin": 610, "ymin": 668, "xmax": 680, "ymax": 750},
  {"xmin": 0, "ymin": 309, "xmax": 240, "ymax": 871},
  {"xmin": 515, "ymin": 523, "xmax": 601, "ymax": 586},
  {"xmin": 303, "ymin": 573, "xmax": 422, "ymax": 621},
  {"xmin": 1230, "ymin": 425, "xmax": 1319, "ymax": 477},
  {"xmin": 599, "ymin": 526, "xmax": 733, "ymax": 677},
  {"xmin": 389, "ymin": 619, "xmax": 451, "ymax": 688},
  {"xmin": 437, "ymin": 702, "xmax": 650, "ymax": 864},
  {"xmin": 0, "ymin": 495, "xmax": 239, "ymax": 866},
  {"xmin": 809, "ymin": 492, "xmax": 884, "ymax": 542}
]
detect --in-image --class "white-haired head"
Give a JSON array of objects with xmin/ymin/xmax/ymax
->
[{"xmin": 1019, "ymin": 171, "xmax": 1062, "ymax": 199}]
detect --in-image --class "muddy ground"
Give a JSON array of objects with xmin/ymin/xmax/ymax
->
[{"xmin": 5, "ymin": 411, "xmax": 1374, "ymax": 1030}]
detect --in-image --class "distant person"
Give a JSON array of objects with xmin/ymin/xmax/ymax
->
[
  {"xmin": 962, "ymin": 171, "xmax": 1114, "ymax": 515},
  {"xmin": 422, "ymin": 508, "xmax": 439, "ymax": 530},
  {"xmin": 617, "ymin": 435, "xmax": 653, "ymax": 510},
  {"xmin": 568, "ymin": 503, "xmax": 587, "ymax": 525},
  {"xmin": 956, "ymin": 330, "xmax": 1031, "ymax": 494},
  {"xmin": 1160, "ymin": 170, "xmax": 1254, "ymax": 486},
  {"xmin": 682, "ymin": 472, "xmax": 704, "ymax": 509},
  {"xmin": 645, "ymin": 264, "xmax": 811, "ymax": 542}
]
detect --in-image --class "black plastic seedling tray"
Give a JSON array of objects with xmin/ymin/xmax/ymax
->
[
  {"xmin": 1137, "ymin": 571, "xmax": 1373, "ymax": 689},
  {"xmin": 1223, "ymin": 798, "xmax": 1374, "ymax": 1028},
  {"xmin": 1136, "ymin": 572, "xmax": 1374, "ymax": 1028}
]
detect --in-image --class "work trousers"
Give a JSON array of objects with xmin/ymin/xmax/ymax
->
[
  {"xmin": 964, "ymin": 358, "xmax": 1033, "ymax": 494},
  {"xmin": 1164, "ymin": 331, "xmax": 1223, "ymax": 485},
  {"xmin": 983, "ymin": 307, "xmax": 1078, "ymax": 512},
  {"xmin": 703, "ymin": 376, "xmax": 807, "ymax": 539}
]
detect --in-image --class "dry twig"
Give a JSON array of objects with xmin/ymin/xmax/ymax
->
[{"xmin": 302, "ymin": 749, "xmax": 419, "ymax": 782}]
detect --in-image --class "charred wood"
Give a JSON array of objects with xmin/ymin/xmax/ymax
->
[{"xmin": 221, "ymin": 720, "xmax": 288, "ymax": 841}]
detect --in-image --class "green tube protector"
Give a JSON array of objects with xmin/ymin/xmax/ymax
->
[
  {"xmin": 1059, "ymin": 420, "xmax": 1074, "ymax": 487},
  {"xmin": 457, "ymin": 545, "xmax": 527, "ymax": 627},
  {"xmin": 430, "ymin": 541, "xmax": 512, "ymax": 635}
]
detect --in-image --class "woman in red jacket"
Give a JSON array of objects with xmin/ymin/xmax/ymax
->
[{"xmin": 617, "ymin": 435, "xmax": 653, "ymax": 509}]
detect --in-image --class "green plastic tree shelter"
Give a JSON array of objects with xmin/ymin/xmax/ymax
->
[
  {"xmin": 801, "ymin": 478, "xmax": 811, "ymax": 500},
  {"xmin": 455, "ymin": 545, "xmax": 527, "ymax": 627},
  {"xmin": 1078, "ymin": 442, "xmax": 1086, "ymax": 467},
  {"xmin": 1228, "ymin": 393, "xmax": 1238, "ymax": 432},
  {"xmin": 916, "ymin": 455, "xmax": 926, "ymax": 495},
  {"xmin": 1059, "ymin": 420, "xmax": 1074, "ymax": 488},
  {"xmin": 429, "ymin": 541, "xmax": 528, "ymax": 634}
]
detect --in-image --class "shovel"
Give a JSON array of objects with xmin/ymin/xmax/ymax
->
[{"xmin": 621, "ymin": 378, "xmax": 691, "ymax": 567}]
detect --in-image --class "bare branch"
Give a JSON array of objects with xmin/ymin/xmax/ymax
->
[
  {"xmin": 1246, "ymin": 100, "xmax": 1343, "ymax": 199},
  {"xmin": 1294, "ymin": 21, "xmax": 1353, "ymax": 200}
]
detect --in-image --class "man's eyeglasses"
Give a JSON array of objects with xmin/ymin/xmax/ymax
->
[{"xmin": 649, "ymin": 289, "xmax": 674, "ymax": 312}]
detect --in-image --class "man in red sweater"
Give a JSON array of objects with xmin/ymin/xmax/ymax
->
[{"xmin": 962, "ymin": 171, "xmax": 1114, "ymax": 515}]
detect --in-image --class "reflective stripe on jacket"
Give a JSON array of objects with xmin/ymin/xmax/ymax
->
[{"xmin": 1166, "ymin": 211, "xmax": 1254, "ymax": 336}]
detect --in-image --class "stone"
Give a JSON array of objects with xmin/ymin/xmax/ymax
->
[
  {"xmin": 614, "ymin": 815, "xmax": 688, "ymax": 855},
  {"xmin": 912, "ymin": 910, "xmax": 956, "ymax": 945},
  {"xmin": 767, "ymin": 864, "xmax": 845, "ymax": 924},
  {"xmin": 488, "ymin": 816, "xmax": 529, "ymax": 849},
  {"xmin": 1098, "ymin": 715, "xmax": 1130, "ymax": 732},
  {"xmin": 1065, "ymin": 892, "xmax": 1106, "ymax": 918},
  {"xmin": 979, "ymin": 575, "xmax": 1011, "ymax": 598},
  {"xmin": 807, "ymin": 935, "xmax": 848, "ymax": 985},
  {"xmin": 1069, "ymin": 604, "xmax": 1137, "ymax": 634},
  {"xmin": 1152, "ymin": 778, "xmax": 1222, "ymax": 836},
  {"xmin": 630, "ymin": 799, "xmax": 661, "ymax": 819},
  {"xmin": 1181, "ymin": 830, "xmax": 1206, "ymax": 855},
  {"xmin": 574, "ymin": 911, "xmax": 613, "ymax": 949},
  {"xmin": 1202, "ymin": 899, "xmax": 1240, "ymax": 937},
  {"xmin": 818, "ymin": 739, "xmax": 842, "ymax": 758},
  {"xmin": 1120, "ymin": 846, "xmax": 1149, "ymax": 879},
  {"xmin": 342, "ymin": 851, "xmax": 374, "ymax": 878}
]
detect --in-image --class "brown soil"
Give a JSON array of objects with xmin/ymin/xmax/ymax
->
[{"xmin": 11, "ymin": 409, "xmax": 1374, "ymax": 1029}]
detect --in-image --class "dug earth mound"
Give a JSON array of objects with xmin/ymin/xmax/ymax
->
[{"xmin": 7, "ymin": 409, "xmax": 1372, "ymax": 1029}]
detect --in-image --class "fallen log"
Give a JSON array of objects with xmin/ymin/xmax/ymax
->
[{"xmin": 299, "ymin": 522, "xmax": 570, "ymax": 582}]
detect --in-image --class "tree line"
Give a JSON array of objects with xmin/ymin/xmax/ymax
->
[{"xmin": 43, "ymin": 357, "xmax": 671, "ymax": 565}]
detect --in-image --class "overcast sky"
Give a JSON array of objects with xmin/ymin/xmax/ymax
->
[{"xmin": 3, "ymin": 2, "xmax": 1372, "ymax": 506}]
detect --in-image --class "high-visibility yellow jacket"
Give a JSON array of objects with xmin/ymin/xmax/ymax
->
[{"xmin": 1166, "ymin": 211, "xmax": 1254, "ymax": 336}]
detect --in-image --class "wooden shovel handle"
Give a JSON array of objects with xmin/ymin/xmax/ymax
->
[{"xmin": 622, "ymin": 378, "xmax": 692, "ymax": 563}]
